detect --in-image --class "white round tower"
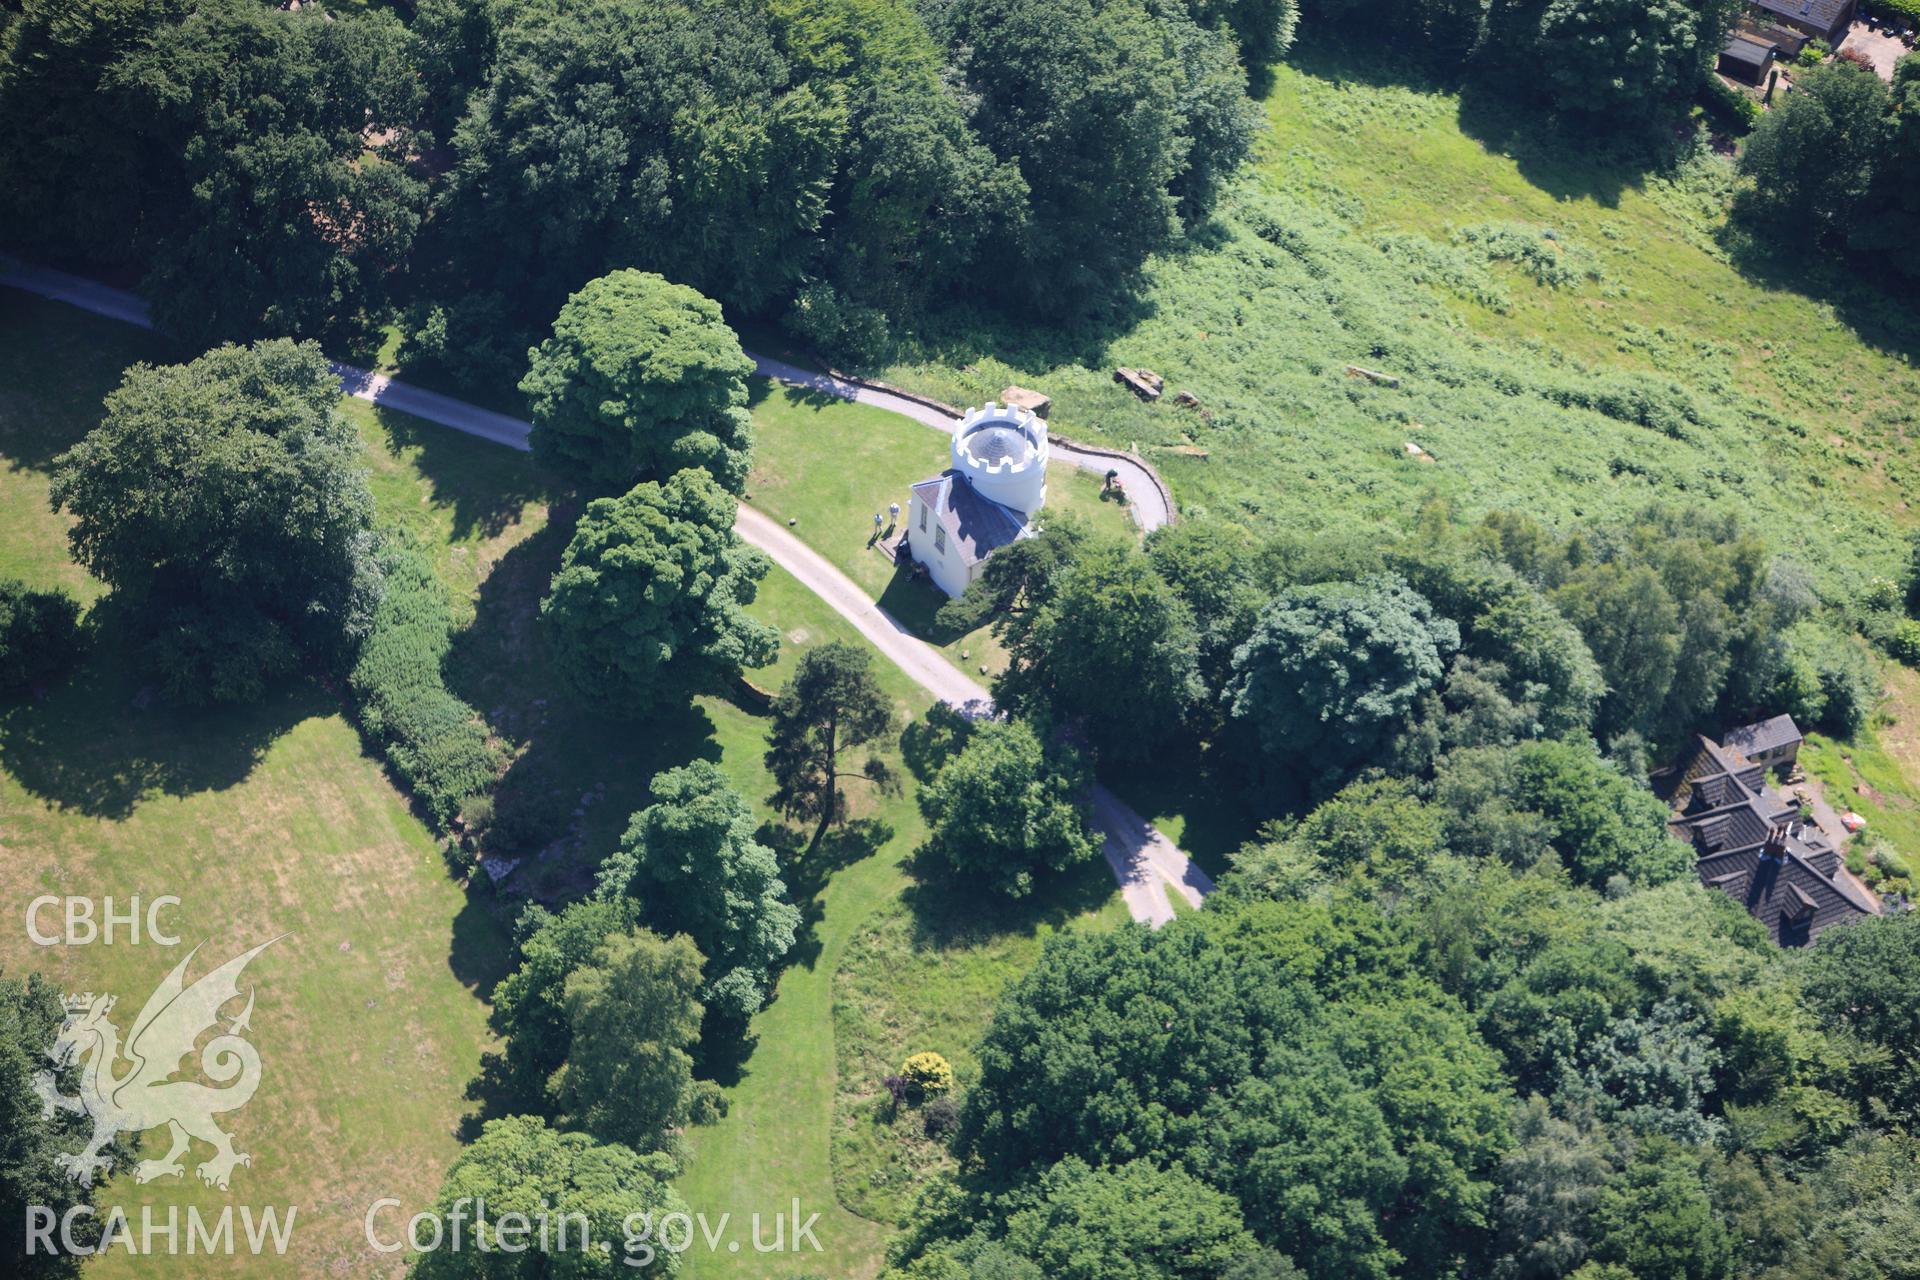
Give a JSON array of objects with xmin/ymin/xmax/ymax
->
[{"xmin": 951, "ymin": 403, "xmax": 1048, "ymax": 517}]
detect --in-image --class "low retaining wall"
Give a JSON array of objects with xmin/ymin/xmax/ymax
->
[{"xmin": 822, "ymin": 363, "xmax": 1178, "ymax": 528}]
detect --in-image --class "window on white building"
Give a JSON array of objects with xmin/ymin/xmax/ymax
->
[
  {"xmin": 919, "ymin": 503, "xmax": 928, "ymax": 532},
  {"xmin": 934, "ymin": 526, "xmax": 946, "ymax": 554}
]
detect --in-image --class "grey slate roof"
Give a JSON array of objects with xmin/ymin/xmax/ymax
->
[
  {"xmin": 1721, "ymin": 34, "xmax": 1774, "ymax": 68},
  {"xmin": 910, "ymin": 470, "xmax": 1030, "ymax": 567},
  {"xmin": 1749, "ymin": 0, "xmax": 1854, "ymax": 33},
  {"xmin": 1668, "ymin": 731, "xmax": 1877, "ymax": 946},
  {"xmin": 1722, "ymin": 713, "xmax": 1803, "ymax": 758}
]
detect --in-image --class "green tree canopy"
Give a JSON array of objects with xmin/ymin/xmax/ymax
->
[
  {"xmin": 598, "ymin": 762, "xmax": 801, "ymax": 1025},
  {"xmin": 765, "ymin": 641, "xmax": 897, "ymax": 830},
  {"xmin": 1589, "ymin": 1136, "xmax": 1731, "ymax": 1280},
  {"xmin": 0, "ymin": 973, "xmax": 127, "ymax": 1277},
  {"xmin": 1435, "ymin": 739, "xmax": 1689, "ymax": 889},
  {"xmin": 1481, "ymin": 0, "xmax": 1741, "ymax": 123},
  {"xmin": 940, "ymin": 0, "xmax": 1254, "ymax": 308},
  {"xmin": 0, "ymin": 0, "xmax": 422, "ymax": 344},
  {"xmin": 0, "ymin": 580, "xmax": 82, "ymax": 694},
  {"xmin": 422, "ymin": 0, "xmax": 841, "ymax": 353},
  {"xmin": 554, "ymin": 928, "xmax": 706, "ymax": 1152},
  {"xmin": 523, "ymin": 270, "xmax": 758, "ymax": 496},
  {"xmin": 944, "ymin": 904, "xmax": 1511, "ymax": 1280},
  {"xmin": 1740, "ymin": 61, "xmax": 1895, "ymax": 245},
  {"xmin": 995, "ymin": 542, "xmax": 1204, "ymax": 764},
  {"xmin": 411, "ymin": 1114, "xmax": 687, "ymax": 1279},
  {"xmin": 489, "ymin": 897, "xmax": 644, "ymax": 1108},
  {"xmin": 916, "ymin": 719, "xmax": 1099, "ymax": 898},
  {"xmin": 121, "ymin": 0, "xmax": 424, "ymax": 345},
  {"xmin": 999, "ymin": 1158, "xmax": 1259, "ymax": 1280},
  {"xmin": 1803, "ymin": 911, "xmax": 1920, "ymax": 1116},
  {"xmin": 540, "ymin": 469, "xmax": 777, "ymax": 713},
  {"xmin": 49, "ymin": 339, "xmax": 379, "ymax": 703},
  {"xmin": 1226, "ymin": 573, "xmax": 1458, "ymax": 794}
]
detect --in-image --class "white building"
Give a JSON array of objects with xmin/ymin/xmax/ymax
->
[{"xmin": 904, "ymin": 403, "xmax": 1049, "ymax": 598}]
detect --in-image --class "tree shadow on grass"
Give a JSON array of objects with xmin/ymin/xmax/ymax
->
[
  {"xmin": 761, "ymin": 817, "xmax": 896, "ymax": 976},
  {"xmin": 371, "ymin": 404, "xmax": 550, "ymax": 544},
  {"xmin": 900, "ymin": 848, "xmax": 1117, "ymax": 952},
  {"xmin": 1717, "ymin": 226, "xmax": 1920, "ymax": 368},
  {"xmin": 1098, "ymin": 744, "xmax": 1260, "ymax": 881},
  {"xmin": 0, "ymin": 624, "xmax": 314, "ymax": 820},
  {"xmin": 876, "ymin": 564, "xmax": 982, "ymax": 649},
  {"xmin": 445, "ymin": 879, "xmax": 515, "ymax": 1001},
  {"xmin": 1281, "ymin": 38, "xmax": 1659, "ymax": 211}
]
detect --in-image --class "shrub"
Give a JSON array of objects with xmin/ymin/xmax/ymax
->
[
  {"xmin": 922, "ymin": 1095, "xmax": 961, "ymax": 1139},
  {"xmin": 0, "ymin": 579, "xmax": 82, "ymax": 692},
  {"xmin": 349, "ymin": 545, "xmax": 502, "ymax": 831},
  {"xmin": 1885, "ymin": 617, "xmax": 1920, "ymax": 666},
  {"xmin": 1871, "ymin": 842, "xmax": 1912, "ymax": 882},
  {"xmin": 900, "ymin": 1052, "xmax": 954, "ymax": 1101},
  {"xmin": 690, "ymin": 1080, "xmax": 730, "ymax": 1125},
  {"xmin": 1701, "ymin": 75, "xmax": 1761, "ymax": 133}
]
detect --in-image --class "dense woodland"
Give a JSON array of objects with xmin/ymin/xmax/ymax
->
[{"xmin": 4, "ymin": 0, "xmax": 1920, "ymax": 1277}]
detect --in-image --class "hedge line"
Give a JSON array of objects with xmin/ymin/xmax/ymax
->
[{"xmin": 349, "ymin": 545, "xmax": 501, "ymax": 830}]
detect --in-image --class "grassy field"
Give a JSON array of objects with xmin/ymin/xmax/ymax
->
[
  {"xmin": 746, "ymin": 380, "xmax": 1139, "ymax": 676},
  {"xmin": 0, "ymin": 292, "xmax": 511, "ymax": 1279},
  {"xmin": 872, "ymin": 43, "xmax": 1920, "ymax": 601},
  {"xmin": 830, "ymin": 888, "xmax": 1128, "ymax": 1226},
  {"xmin": 1, "ymin": 289, "xmax": 1129, "ymax": 1280}
]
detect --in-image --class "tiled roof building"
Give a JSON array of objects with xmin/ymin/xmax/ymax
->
[{"xmin": 1667, "ymin": 720, "xmax": 1878, "ymax": 946}]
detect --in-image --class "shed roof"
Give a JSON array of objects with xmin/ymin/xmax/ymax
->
[
  {"xmin": 1721, "ymin": 34, "xmax": 1774, "ymax": 67},
  {"xmin": 1722, "ymin": 713, "xmax": 1802, "ymax": 757},
  {"xmin": 911, "ymin": 470, "xmax": 1030, "ymax": 567}
]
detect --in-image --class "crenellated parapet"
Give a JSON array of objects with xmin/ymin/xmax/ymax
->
[{"xmin": 951, "ymin": 402, "xmax": 1049, "ymax": 516}]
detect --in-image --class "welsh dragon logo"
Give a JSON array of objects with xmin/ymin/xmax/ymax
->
[{"xmin": 33, "ymin": 938, "xmax": 284, "ymax": 1191}]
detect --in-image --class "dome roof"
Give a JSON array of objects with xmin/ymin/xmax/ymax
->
[{"xmin": 965, "ymin": 424, "xmax": 1034, "ymax": 466}]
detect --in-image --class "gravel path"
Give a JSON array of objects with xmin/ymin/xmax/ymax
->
[{"xmin": 1, "ymin": 259, "xmax": 1212, "ymax": 924}]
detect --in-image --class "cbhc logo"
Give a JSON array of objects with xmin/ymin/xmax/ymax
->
[{"xmin": 26, "ymin": 897, "xmax": 182, "ymax": 947}]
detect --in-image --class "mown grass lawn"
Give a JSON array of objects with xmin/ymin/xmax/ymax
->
[
  {"xmin": 746, "ymin": 380, "xmax": 1139, "ymax": 678},
  {"xmin": 2, "ymin": 288, "xmax": 1130, "ymax": 1279},
  {"xmin": 830, "ymin": 885, "xmax": 1129, "ymax": 1227},
  {"xmin": 0, "ymin": 291, "xmax": 509, "ymax": 1279}
]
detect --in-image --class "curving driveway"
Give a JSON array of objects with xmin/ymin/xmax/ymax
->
[{"xmin": 0, "ymin": 259, "xmax": 1212, "ymax": 925}]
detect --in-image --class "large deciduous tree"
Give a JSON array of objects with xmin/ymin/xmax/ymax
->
[
  {"xmin": 765, "ymin": 642, "xmax": 897, "ymax": 831},
  {"xmin": 0, "ymin": 581, "xmax": 82, "ymax": 694},
  {"xmin": 941, "ymin": 0, "xmax": 1255, "ymax": 309},
  {"xmin": 421, "ymin": 0, "xmax": 842, "ymax": 357},
  {"xmin": 0, "ymin": 974, "xmax": 127, "ymax": 1278},
  {"xmin": 1435, "ymin": 740, "xmax": 1688, "ymax": 889},
  {"xmin": 1226, "ymin": 574, "xmax": 1457, "ymax": 794},
  {"xmin": 522, "ymin": 270, "xmax": 758, "ymax": 497},
  {"xmin": 411, "ymin": 1114, "xmax": 686, "ymax": 1280},
  {"xmin": 489, "ymin": 897, "xmax": 645, "ymax": 1108},
  {"xmin": 995, "ymin": 543, "xmax": 1204, "ymax": 764},
  {"xmin": 49, "ymin": 340, "xmax": 379, "ymax": 704},
  {"xmin": 540, "ymin": 469, "xmax": 777, "ymax": 714},
  {"xmin": 916, "ymin": 719, "xmax": 1099, "ymax": 898},
  {"xmin": 1739, "ymin": 62, "xmax": 1895, "ymax": 245},
  {"xmin": 554, "ymin": 928, "xmax": 706, "ymax": 1152},
  {"xmin": 598, "ymin": 762, "xmax": 800, "ymax": 1026},
  {"xmin": 121, "ymin": 1, "xmax": 425, "ymax": 346}
]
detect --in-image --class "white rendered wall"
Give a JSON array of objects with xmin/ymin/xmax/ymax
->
[
  {"xmin": 907, "ymin": 491, "xmax": 970, "ymax": 598},
  {"xmin": 951, "ymin": 404, "xmax": 1049, "ymax": 517}
]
